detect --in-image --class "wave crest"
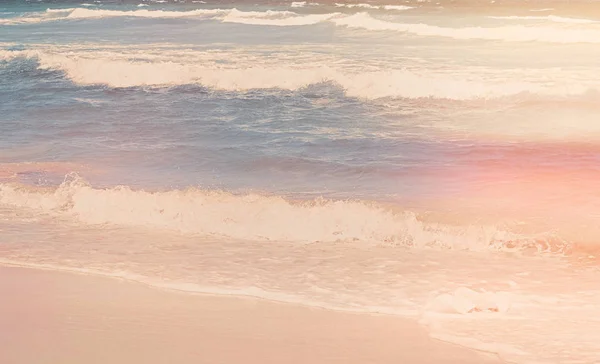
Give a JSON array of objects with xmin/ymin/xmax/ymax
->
[{"xmin": 4, "ymin": 48, "xmax": 593, "ymax": 100}]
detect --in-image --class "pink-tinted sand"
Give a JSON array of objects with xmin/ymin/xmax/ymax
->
[{"xmin": 0, "ymin": 266, "xmax": 502, "ymax": 364}]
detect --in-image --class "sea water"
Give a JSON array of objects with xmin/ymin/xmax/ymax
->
[{"xmin": 2, "ymin": 1, "xmax": 600, "ymax": 362}]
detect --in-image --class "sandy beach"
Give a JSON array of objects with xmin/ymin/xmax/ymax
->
[{"xmin": 0, "ymin": 266, "xmax": 502, "ymax": 364}]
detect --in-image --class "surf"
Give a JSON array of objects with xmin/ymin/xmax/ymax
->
[{"xmin": 0, "ymin": 173, "xmax": 559, "ymax": 252}]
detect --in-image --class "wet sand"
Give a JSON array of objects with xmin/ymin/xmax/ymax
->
[{"xmin": 0, "ymin": 266, "xmax": 502, "ymax": 364}]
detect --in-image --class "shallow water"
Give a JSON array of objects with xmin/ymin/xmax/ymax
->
[{"xmin": 2, "ymin": 1, "xmax": 600, "ymax": 363}]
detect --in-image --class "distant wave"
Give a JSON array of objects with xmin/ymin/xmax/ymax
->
[
  {"xmin": 221, "ymin": 9, "xmax": 339, "ymax": 26},
  {"xmin": 335, "ymin": 3, "xmax": 379, "ymax": 9},
  {"xmin": 0, "ymin": 7, "xmax": 225, "ymax": 25},
  {"xmin": 3, "ymin": 7, "xmax": 600, "ymax": 44},
  {"xmin": 0, "ymin": 174, "xmax": 551, "ymax": 251},
  {"xmin": 335, "ymin": 3, "xmax": 413, "ymax": 10},
  {"xmin": 1, "ymin": 48, "xmax": 596, "ymax": 100},
  {"xmin": 0, "ymin": 7, "xmax": 326, "ymax": 27},
  {"xmin": 488, "ymin": 15, "xmax": 597, "ymax": 25},
  {"xmin": 382, "ymin": 5, "xmax": 413, "ymax": 10},
  {"xmin": 332, "ymin": 12, "xmax": 600, "ymax": 43},
  {"xmin": 66, "ymin": 7, "xmax": 225, "ymax": 19},
  {"xmin": 289, "ymin": 1, "xmax": 321, "ymax": 8}
]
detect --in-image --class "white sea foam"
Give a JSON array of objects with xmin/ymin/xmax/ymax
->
[
  {"xmin": 425, "ymin": 287, "xmax": 512, "ymax": 314},
  {"xmin": 334, "ymin": 3, "xmax": 413, "ymax": 10},
  {"xmin": 333, "ymin": 12, "xmax": 600, "ymax": 43},
  {"xmin": 382, "ymin": 5, "xmax": 413, "ymax": 10},
  {"xmin": 335, "ymin": 3, "xmax": 379, "ymax": 9},
  {"xmin": 221, "ymin": 9, "xmax": 337, "ymax": 26},
  {"xmin": 45, "ymin": 8, "xmax": 76, "ymax": 13},
  {"xmin": 0, "ymin": 175, "xmax": 543, "ymax": 250},
  {"xmin": 0, "ymin": 49, "xmax": 37, "ymax": 61},
  {"xmin": 291, "ymin": 1, "xmax": 306, "ymax": 8},
  {"xmin": 65, "ymin": 7, "xmax": 225, "ymax": 19}
]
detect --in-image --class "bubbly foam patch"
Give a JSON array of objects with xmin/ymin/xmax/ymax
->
[{"xmin": 425, "ymin": 287, "xmax": 512, "ymax": 314}]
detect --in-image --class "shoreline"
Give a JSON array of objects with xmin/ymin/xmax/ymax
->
[
  {"xmin": 0, "ymin": 265, "xmax": 503, "ymax": 364},
  {"xmin": 0, "ymin": 259, "xmax": 418, "ymax": 316}
]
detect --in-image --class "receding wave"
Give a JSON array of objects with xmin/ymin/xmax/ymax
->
[
  {"xmin": 2, "ymin": 48, "xmax": 595, "ymax": 100},
  {"xmin": 0, "ymin": 174, "xmax": 556, "ymax": 251}
]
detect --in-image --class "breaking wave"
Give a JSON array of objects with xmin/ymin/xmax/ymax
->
[
  {"xmin": 0, "ymin": 174, "xmax": 558, "ymax": 251},
  {"xmin": 2, "ymin": 48, "xmax": 595, "ymax": 100}
]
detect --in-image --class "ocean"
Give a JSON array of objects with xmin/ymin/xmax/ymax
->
[{"xmin": 1, "ymin": 0, "xmax": 600, "ymax": 362}]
